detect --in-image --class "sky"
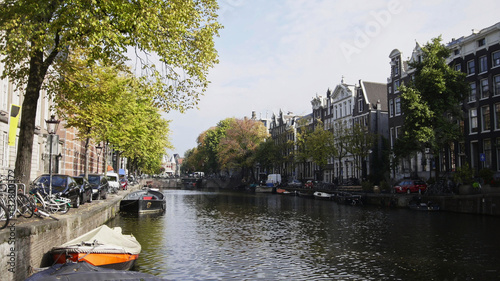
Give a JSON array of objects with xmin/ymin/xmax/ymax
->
[{"xmin": 163, "ymin": 0, "xmax": 500, "ymax": 158}]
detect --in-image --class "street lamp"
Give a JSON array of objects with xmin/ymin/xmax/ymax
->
[
  {"xmin": 96, "ymin": 143, "xmax": 103, "ymax": 173},
  {"xmin": 45, "ymin": 115, "xmax": 60, "ymax": 197}
]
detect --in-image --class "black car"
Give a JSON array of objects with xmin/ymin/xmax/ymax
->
[
  {"xmin": 73, "ymin": 176, "xmax": 93, "ymax": 204},
  {"xmin": 31, "ymin": 174, "xmax": 81, "ymax": 208},
  {"xmin": 83, "ymin": 174, "xmax": 109, "ymax": 200}
]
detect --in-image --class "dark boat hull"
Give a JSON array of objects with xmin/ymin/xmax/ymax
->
[
  {"xmin": 120, "ymin": 199, "xmax": 166, "ymax": 213},
  {"xmin": 120, "ymin": 189, "xmax": 166, "ymax": 214}
]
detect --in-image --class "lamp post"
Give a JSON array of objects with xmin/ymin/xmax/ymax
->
[
  {"xmin": 45, "ymin": 115, "xmax": 60, "ymax": 197},
  {"xmin": 96, "ymin": 143, "xmax": 103, "ymax": 173}
]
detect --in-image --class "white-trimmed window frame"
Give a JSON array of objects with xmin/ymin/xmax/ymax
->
[
  {"xmin": 480, "ymin": 78, "xmax": 489, "ymax": 99},
  {"xmin": 469, "ymin": 82, "xmax": 477, "ymax": 102},
  {"xmin": 467, "ymin": 60, "xmax": 475, "ymax": 76},
  {"xmin": 470, "ymin": 108, "xmax": 478, "ymax": 134},
  {"xmin": 481, "ymin": 105, "xmax": 491, "ymax": 132},
  {"xmin": 493, "ymin": 51, "xmax": 500, "ymax": 68},
  {"xmin": 479, "ymin": 56, "xmax": 488, "ymax": 74}
]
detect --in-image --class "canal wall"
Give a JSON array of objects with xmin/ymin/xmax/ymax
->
[
  {"xmin": 364, "ymin": 193, "xmax": 500, "ymax": 216},
  {"xmin": 0, "ymin": 191, "xmax": 125, "ymax": 281}
]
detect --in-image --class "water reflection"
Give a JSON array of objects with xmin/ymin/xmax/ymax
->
[{"xmin": 107, "ymin": 190, "xmax": 500, "ymax": 280}]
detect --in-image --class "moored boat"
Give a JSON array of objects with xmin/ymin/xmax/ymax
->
[
  {"xmin": 26, "ymin": 261, "xmax": 162, "ymax": 281},
  {"xmin": 298, "ymin": 190, "xmax": 315, "ymax": 198},
  {"xmin": 51, "ymin": 225, "xmax": 141, "ymax": 271},
  {"xmin": 409, "ymin": 202, "xmax": 440, "ymax": 211},
  {"xmin": 255, "ymin": 185, "xmax": 274, "ymax": 193},
  {"xmin": 335, "ymin": 192, "xmax": 363, "ymax": 205},
  {"xmin": 120, "ymin": 189, "xmax": 166, "ymax": 213},
  {"xmin": 313, "ymin": 191, "xmax": 333, "ymax": 200}
]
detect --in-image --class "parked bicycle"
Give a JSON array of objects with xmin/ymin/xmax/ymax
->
[
  {"xmin": 0, "ymin": 183, "xmax": 34, "ymax": 219},
  {"xmin": 0, "ymin": 201, "xmax": 9, "ymax": 229},
  {"xmin": 29, "ymin": 183, "xmax": 71, "ymax": 220}
]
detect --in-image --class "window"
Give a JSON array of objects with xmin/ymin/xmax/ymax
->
[
  {"xmin": 394, "ymin": 80, "xmax": 400, "ymax": 93},
  {"xmin": 467, "ymin": 60, "xmax": 475, "ymax": 75},
  {"xmin": 482, "ymin": 105, "xmax": 491, "ymax": 131},
  {"xmin": 470, "ymin": 108, "xmax": 478, "ymax": 133},
  {"xmin": 469, "ymin": 82, "xmax": 477, "ymax": 102},
  {"xmin": 496, "ymin": 138, "xmax": 500, "ymax": 171},
  {"xmin": 495, "ymin": 75, "xmax": 500, "ymax": 96},
  {"xmin": 388, "ymin": 86, "xmax": 392, "ymax": 94},
  {"xmin": 395, "ymin": 97, "xmax": 401, "ymax": 116},
  {"xmin": 394, "ymin": 58, "xmax": 400, "ymax": 76},
  {"xmin": 493, "ymin": 51, "xmax": 500, "ymax": 68},
  {"xmin": 478, "ymin": 38, "xmax": 486, "ymax": 47},
  {"xmin": 454, "ymin": 63, "xmax": 461, "ymax": 72},
  {"xmin": 389, "ymin": 99, "xmax": 394, "ymax": 117},
  {"xmin": 484, "ymin": 139, "xmax": 492, "ymax": 168},
  {"xmin": 480, "ymin": 79, "xmax": 489, "ymax": 99},
  {"xmin": 454, "ymin": 49, "xmax": 460, "ymax": 56},
  {"xmin": 495, "ymin": 103, "xmax": 500, "ymax": 130},
  {"xmin": 358, "ymin": 98, "xmax": 363, "ymax": 112},
  {"xmin": 479, "ymin": 56, "xmax": 488, "ymax": 73}
]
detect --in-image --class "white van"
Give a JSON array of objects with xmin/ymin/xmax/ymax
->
[
  {"xmin": 106, "ymin": 172, "xmax": 120, "ymax": 193},
  {"xmin": 266, "ymin": 174, "xmax": 281, "ymax": 187}
]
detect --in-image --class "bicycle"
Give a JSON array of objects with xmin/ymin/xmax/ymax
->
[
  {"xmin": 31, "ymin": 187, "xmax": 71, "ymax": 217},
  {"xmin": 0, "ymin": 201, "xmax": 9, "ymax": 229},
  {"xmin": 0, "ymin": 183, "xmax": 34, "ymax": 219}
]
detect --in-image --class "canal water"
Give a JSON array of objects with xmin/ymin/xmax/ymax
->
[{"xmin": 106, "ymin": 189, "xmax": 500, "ymax": 280}]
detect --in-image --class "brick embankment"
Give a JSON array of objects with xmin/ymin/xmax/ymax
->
[{"xmin": 0, "ymin": 182, "xmax": 143, "ymax": 281}]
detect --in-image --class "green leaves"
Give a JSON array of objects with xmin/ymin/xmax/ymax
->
[{"xmin": 397, "ymin": 36, "xmax": 469, "ymax": 157}]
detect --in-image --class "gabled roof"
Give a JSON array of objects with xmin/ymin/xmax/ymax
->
[{"xmin": 360, "ymin": 80, "xmax": 388, "ymax": 111}]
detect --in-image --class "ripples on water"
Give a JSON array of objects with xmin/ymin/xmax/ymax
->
[{"xmin": 107, "ymin": 190, "xmax": 500, "ymax": 280}]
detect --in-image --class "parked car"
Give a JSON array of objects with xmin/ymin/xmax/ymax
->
[
  {"xmin": 106, "ymin": 172, "xmax": 120, "ymax": 193},
  {"xmin": 393, "ymin": 179, "xmax": 428, "ymax": 194},
  {"xmin": 287, "ymin": 179, "xmax": 302, "ymax": 187},
  {"xmin": 305, "ymin": 180, "xmax": 314, "ymax": 188},
  {"xmin": 119, "ymin": 176, "xmax": 128, "ymax": 190},
  {"xmin": 83, "ymin": 174, "xmax": 109, "ymax": 200},
  {"xmin": 31, "ymin": 174, "xmax": 81, "ymax": 208},
  {"xmin": 73, "ymin": 176, "xmax": 93, "ymax": 204}
]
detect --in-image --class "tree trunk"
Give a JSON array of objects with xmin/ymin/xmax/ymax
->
[
  {"xmin": 84, "ymin": 137, "xmax": 90, "ymax": 178},
  {"xmin": 15, "ymin": 52, "xmax": 45, "ymax": 185}
]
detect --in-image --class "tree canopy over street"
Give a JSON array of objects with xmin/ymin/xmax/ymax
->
[{"xmin": 0, "ymin": 0, "xmax": 221, "ymax": 183}]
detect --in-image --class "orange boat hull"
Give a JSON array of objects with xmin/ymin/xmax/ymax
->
[{"xmin": 52, "ymin": 252, "xmax": 139, "ymax": 271}]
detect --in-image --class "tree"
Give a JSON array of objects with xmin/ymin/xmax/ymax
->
[
  {"xmin": 197, "ymin": 118, "xmax": 233, "ymax": 174},
  {"xmin": 0, "ymin": 0, "xmax": 221, "ymax": 184},
  {"xmin": 53, "ymin": 49, "xmax": 172, "ymax": 176},
  {"xmin": 217, "ymin": 118, "xmax": 269, "ymax": 181},
  {"xmin": 254, "ymin": 137, "xmax": 281, "ymax": 177},
  {"xmin": 397, "ymin": 36, "xmax": 469, "ymax": 177},
  {"xmin": 347, "ymin": 124, "xmax": 376, "ymax": 180},
  {"xmin": 306, "ymin": 120, "xmax": 336, "ymax": 180},
  {"xmin": 294, "ymin": 117, "xmax": 313, "ymax": 181},
  {"xmin": 332, "ymin": 122, "xmax": 351, "ymax": 182}
]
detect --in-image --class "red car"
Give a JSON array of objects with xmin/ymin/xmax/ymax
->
[{"xmin": 394, "ymin": 179, "xmax": 427, "ymax": 194}]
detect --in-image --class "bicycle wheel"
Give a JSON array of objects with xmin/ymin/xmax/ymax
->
[
  {"xmin": 0, "ymin": 202, "xmax": 10, "ymax": 229},
  {"xmin": 58, "ymin": 202, "xmax": 70, "ymax": 214},
  {"xmin": 17, "ymin": 193, "xmax": 34, "ymax": 218}
]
